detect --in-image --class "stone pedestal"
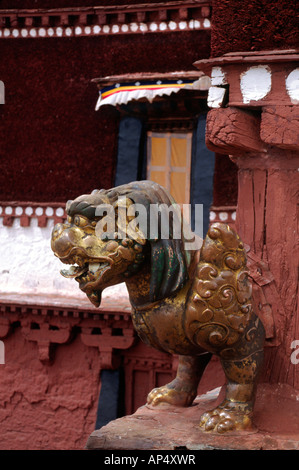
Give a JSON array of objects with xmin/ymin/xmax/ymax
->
[{"xmin": 86, "ymin": 383, "xmax": 299, "ymax": 450}]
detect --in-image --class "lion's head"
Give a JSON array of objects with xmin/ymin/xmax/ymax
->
[{"xmin": 51, "ymin": 181, "xmax": 195, "ymax": 307}]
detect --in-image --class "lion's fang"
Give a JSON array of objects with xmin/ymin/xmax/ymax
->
[
  {"xmin": 60, "ymin": 264, "xmax": 88, "ymax": 278},
  {"xmin": 89, "ymin": 262, "xmax": 108, "ymax": 273},
  {"xmin": 88, "ymin": 263, "xmax": 100, "ymax": 274}
]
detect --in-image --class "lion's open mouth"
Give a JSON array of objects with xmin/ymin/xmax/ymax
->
[{"xmin": 60, "ymin": 257, "xmax": 111, "ymax": 286}]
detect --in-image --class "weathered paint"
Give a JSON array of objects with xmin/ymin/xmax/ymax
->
[
  {"xmin": 240, "ymin": 65, "xmax": 272, "ymax": 104},
  {"xmin": 207, "ymin": 86, "xmax": 226, "ymax": 108},
  {"xmin": 211, "ymin": 66, "xmax": 227, "ymax": 86},
  {"xmin": 286, "ymin": 68, "xmax": 299, "ymax": 104}
]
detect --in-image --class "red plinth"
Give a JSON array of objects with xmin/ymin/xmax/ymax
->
[{"xmin": 86, "ymin": 383, "xmax": 299, "ymax": 450}]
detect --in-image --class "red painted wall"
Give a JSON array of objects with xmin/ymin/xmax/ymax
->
[
  {"xmin": 0, "ymin": 327, "xmax": 101, "ymax": 450},
  {"xmin": 0, "ymin": 32, "xmax": 210, "ymax": 202},
  {"xmin": 211, "ymin": 0, "xmax": 298, "ymax": 57}
]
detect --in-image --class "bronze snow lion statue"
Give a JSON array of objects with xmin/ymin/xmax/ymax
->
[{"xmin": 51, "ymin": 180, "xmax": 265, "ymax": 433}]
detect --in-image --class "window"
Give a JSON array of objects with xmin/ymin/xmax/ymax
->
[
  {"xmin": 114, "ymin": 115, "xmax": 215, "ymax": 236},
  {"xmin": 147, "ymin": 132, "xmax": 192, "ymax": 208}
]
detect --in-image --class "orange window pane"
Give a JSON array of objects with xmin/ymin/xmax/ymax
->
[
  {"xmin": 150, "ymin": 171, "xmax": 166, "ymax": 188},
  {"xmin": 151, "ymin": 137, "xmax": 167, "ymax": 166},
  {"xmin": 170, "ymin": 172, "xmax": 187, "ymax": 205},
  {"xmin": 171, "ymin": 138, "xmax": 187, "ymax": 168}
]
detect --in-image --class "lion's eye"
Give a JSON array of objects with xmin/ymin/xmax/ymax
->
[{"xmin": 73, "ymin": 215, "xmax": 89, "ymax": 227}]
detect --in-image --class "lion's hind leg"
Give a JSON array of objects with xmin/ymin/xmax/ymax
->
[
  {"xmin": 199, "ymin": 340, "xmax": 264, "ymax": 433},
  {"xmin": 147, "ymin": 353, "xmax": 211, "ymax": 407}
]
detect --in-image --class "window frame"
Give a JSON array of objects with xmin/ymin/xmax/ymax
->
[{"xmin": 146, "ymin": 131, "xmax": 192, "ymax": 205}]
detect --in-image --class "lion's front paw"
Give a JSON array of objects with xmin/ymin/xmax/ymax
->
[
  {"xmin": 199, "ymin": 402, "xmax": 253, "ymax": 433},
  {"xmin": 147, "ymin": 382, "xmax": 197, "ymax": 407}
]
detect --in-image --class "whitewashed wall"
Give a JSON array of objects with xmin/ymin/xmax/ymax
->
[{"xmin": 0, "ymin": 217, "xmax": 128, "ymax": 302}]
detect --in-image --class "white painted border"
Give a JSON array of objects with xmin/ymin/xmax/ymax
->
[{"xmin": 0, "ymin": 19, "xmax": 210, "ymax": 39}]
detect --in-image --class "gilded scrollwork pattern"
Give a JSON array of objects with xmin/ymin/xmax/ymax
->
[{"xmin": 184, "ymin": 224, "xmax": 258, "ymax": 360}]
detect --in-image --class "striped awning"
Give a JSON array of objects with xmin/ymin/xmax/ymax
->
[{"xmin": 95, "ymin": 74, "xmax": 211, "ymax": 110}]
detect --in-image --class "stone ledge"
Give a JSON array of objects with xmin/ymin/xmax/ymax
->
[{"xmin": 86, "ymin": 383, "xmax": 299, "ymax": 450}]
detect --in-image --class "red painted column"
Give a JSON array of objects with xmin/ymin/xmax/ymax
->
[
  {"xmin": 235, "ymin": 148, "xmax": 298, "ymax": 388},
  {"xmin": 195, "ymin": 50, "xmax": 299, "ymax": 389}
]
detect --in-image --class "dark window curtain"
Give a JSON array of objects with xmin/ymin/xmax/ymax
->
[
  {"xmin": 190, "ymin": 114, "xmax": 215, "ymax": 237},
  {"xmin": 114, "ymin": 116, "xmax": 145, "ymax": 186}
]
